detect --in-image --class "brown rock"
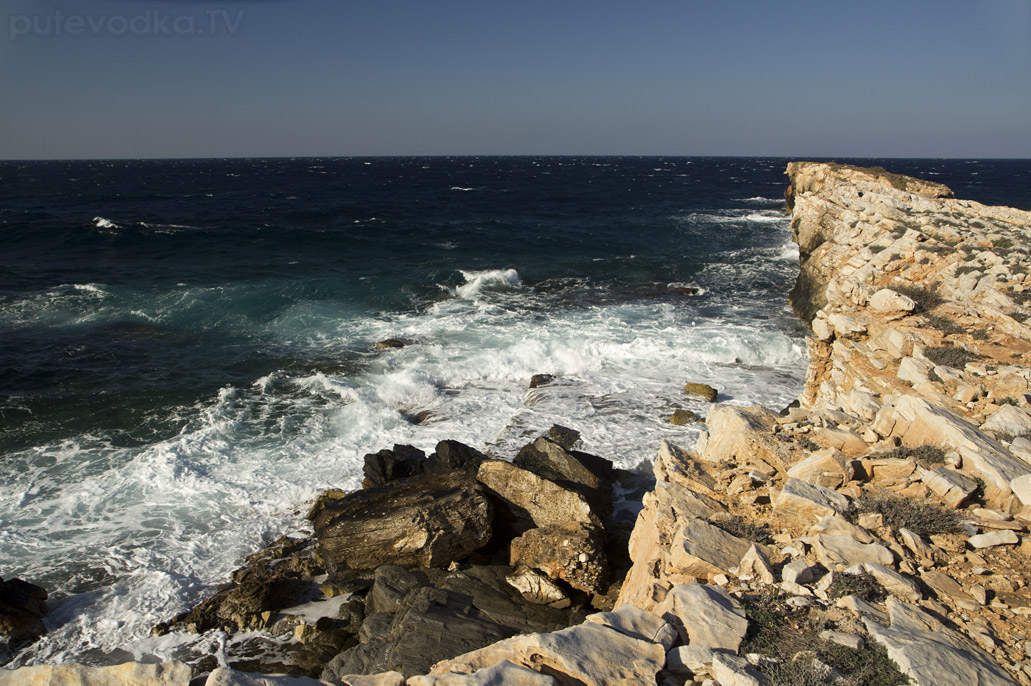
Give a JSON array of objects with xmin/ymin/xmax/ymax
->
[
  {"xmin": 476, "ymin": 459, "xmax": 600, "ymax": 538},
  {"xmin": 684, "ymin": 382, "xmax": 718, "ymax": 402},
  {"xmin": 670, "ymin": 409, "xmax": 700, "ymax": 425},
  {"xmin": 310, "ymin": 470, "xmax": 493, "ymax": 573},
  {"xmin": 509, "ymin": 524, "xmax": 608, "ymax": 594}
]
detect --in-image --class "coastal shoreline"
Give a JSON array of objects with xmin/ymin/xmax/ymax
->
[{"xmin": 5, "ymin": 161, "xmax": 1031, "ymax": 685}]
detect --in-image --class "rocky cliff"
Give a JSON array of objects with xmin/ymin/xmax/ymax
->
[{"xmin": 6, "ymin": 163, "xmax": 1031, "ymax": 686}]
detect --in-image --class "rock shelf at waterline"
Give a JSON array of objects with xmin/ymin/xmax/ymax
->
[{"xmin": 6, "ymin": 161, "xmax": 1031, "ymax": 685}]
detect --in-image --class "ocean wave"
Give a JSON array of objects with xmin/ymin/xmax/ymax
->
[
  {"xmin": 92, "ymin": 217, "xmax": 119, "ymax": 229},
  {"xmin": 455, "ymin": 268, "xmax": 522, "ymax": 299},
  {"xmin": 737, "ymin": 196, "xmax": 783, "ymax": 205}
]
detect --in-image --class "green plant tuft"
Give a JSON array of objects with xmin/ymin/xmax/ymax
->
[
  {"xmin": 892, "ymin": 284, "xmax": 943, "ymax": 312},
  {"xmin": 827, "ymin": 571, "xmax": 888, "ymax": 603},
  {"xmin": 709, "ymin": 514, "xmax": 774, "ymax": 545}
]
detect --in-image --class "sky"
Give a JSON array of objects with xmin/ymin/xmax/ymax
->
[{"xmin": 1, "ymin": 0, "xmax": 1029, "ymax": 159}]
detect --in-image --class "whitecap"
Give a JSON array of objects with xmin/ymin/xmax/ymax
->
[
  {"xmin": 455, "ymin": 268, "xmax": 521, "ymax": 299},
  {"xmin": 450, "ymin": 186, "xmax": 476, "ymax": 192},
  {"xmin": 92, "ymin": 217, "xmax": 119, "ymax": 229}
]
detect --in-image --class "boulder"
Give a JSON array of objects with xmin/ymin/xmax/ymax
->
[
  {"xmin": 696, "ymin": 404, "xmax": 790, "ymax": 475},
  {"xmin": 658, "ymin": 583, "xmax": 748, "ymax": 652},
  {"xmin": 545, "ymin": 425, "xmax": 580, "ymax": 450},
  {"xmin": 324, "ymin": 567, "xmax": 573, "ymax": 680},
  {"xmin": 922, "ymin": 467, "xmax": 979, "ymax": 508},
  {"xmin": 670, "ymin": 409, "xmax": 699, "ymax": 425},
  {"xmin": 528, "ymin": 374, "xmax": 555, "ymax": 389},
  {"xmin": 712, "ymin": 653, "xmax": 763, "ymax": 686},
  {"xmin": 864, "ymin": 597, "xmax": 1015, "ymax": 686},
  {"xmin": 583, "ymin": 605, "xmax": 676, "ymax": 650},
  {"xmin": 509, "ymin": 524, "xmax": 608, "ymax": 594},
  {"xmin": 684, "ymin": 382, "xmax": 718, "ymax": 402},
  {"xmin": 862, "ymin": 562, "xmax": 921, "ymax": 602},
  {"xmin": 665, "ymin": 644, "xmax": 714, "ymax": 676},
  {"xmin": 667, "ymin": 518, "xmax": 761, "ymax": 582},
  {"xmin": 504, "ymin": 567, "xmax": 570, "ymax": 607},
  {"xmin": 808, "ymin": 515, "xmax": 876, "ymax": 543},
  {"xmin": 408, "ymin": 661, "xmax": 558, "ymax": 686},
  {"xmin": 0, "ymin": 577, "xmax": 48, "ymax": 645},
  {"xmin": 475, "ymin": 459, "xmax": 600, "ymax": 538},
  {"xmin": 0, "ymin": 662, "xmax": 191, "ymax": 686},
  {"xmin": 968, "ymin": 530, "xmax": 1019, "ymax": 548},
  {"xmin": 653, "ymin": 440, "xmax": 717, "ymax": 494},
  {"xmin": 426, "ymin": 622, "xmax": 666, "ymax": 686},
  {"xmin": 737, "ymin": 544, "xmax": 775, "ymax": 584},
  {"xmin": 981, "ymin": 405, "xmax": 1031, "ymax": 438},
  {"xmin": 774, "ymin": 478, "xmax": 850, "ymax": 523},
  {"xmin": 310, "ymin": 470, "xmax": 492, "ymax": 573},
  {"xmin": 811, "ymin": 534, "xmax": 893, "ymax": 570},
  {"xmin": 890, "ymin": 395, "xmax": 1031, "ymax": 491},
  {"xmin": 375, "ymin": 339, "xmax": 406, "ymax": 350},
  {"xmin": 426, "ymin": 440, "xmax": 486, "ymax": 473},
  {"xmin": 362, "ymin": 445, "xmax": 426, "ymax": 487},
  {"xmin": 869, "ymin": 288, "xmax": 916, "ymax": 319},
  {"xmin": 513, "ymin": 436, "xmax": 613, "ymax": 516},
  {"xmin": 786, "ymin": 448, "xmax": 853, "ymax": 489}
]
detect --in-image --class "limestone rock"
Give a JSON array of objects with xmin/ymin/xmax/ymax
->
[
  {"xmin": 891, "ymin": 395, "xmax": 1031, "ymax": 491},
  {"xmin": 1011, "ymin": 473, "xmax": 1031, "ymax": 507},
  {"xmin": 864, "ymin": 597, "xmax": 1015, "ymax": 686},
  {"xmin": 968, "ymin": 529, "xmax": 1019, "ymax": 548},
  {"xmin": 504, "ymin": 566, "xmax": 569, "ymax": 607},
  {"xmin": 205, "ymin": 668, "xmax": 359, "ymax": 685},
  {"xmin": 654, "ymin": 439, "xmax": 717, "ymax": 494},
  {"xmin": 811, "ymin": 534, "xmax": 893, "ymax": 570},
  {"xmin": 476, "ymin": 459, "xmax": 600, "ymax": 538},
  {"xmin": 584, "ymin": 604, "xmax": 677, "ymax": 650},
  {"xmin": 408, "ymin": 661, "xmax": 557, "ymax": 686},
  {"xmin": 658, "ymin": 583, "xmax": 748, "ymax": 652},
  {"xmin": 310, "ymin": 469, "xmax": 493, "ymax": 573},
  {"xmin": 513, "ymin": 436, "xmax": 613, "ymax": 516},
  {"xmin": 862, "ymin": 562, "xmax": 921, "ymax": 602},
  {"xmin": 509, "ymin": 524, "xmax": 608, "ymax": 594},
  {"xmin": 665, "ymin": 644, "xmax": 714, "ymax": 676},
  {"xmin": 774, "ymin": 478, "xmax": 850, "ymax": 523},
  {"xmin": 922, "ymin": 467, "xmax": 979, "ymax": 508},
  {"xmin": 667, "ymin": 517, "xmax": 759, "ymax": 582},
  {"xmin": 781, "ymin": 559, "xmax": 818, "ymax": 585},
  {"xmin": 920, "ymin": 570, "xmax": 978, "ymax": 609},
  {"xmin": 684, "ymin": 382, "xmax": 718, "ymax": 402},
  {"xmin": 809, "ymin": 515, "xmax": 876, "ymax": 543},
  {"xmin": 426, "ymin": 622, "xmax": 666, "ymax": 686},
  {"xmin": 869, "ymin": 288, "xmax": 916, "ymax": 319},
  {"xmin": 786, "ymin": 448, "xmax": 853, "ymax": 488},
  {"xmin": 711, "ymin": 653, "xmax": 763, "ymax": 686},
  {"xmin": 737, "ymin": 544, "xmax": 775, "ymax": 584},
  {"xmin": 696, "ymin": 404, "xmax": 789, "ymax": 475},
  {"xmin": 981, "ymin": 405, "xmax": 1031, "ymax": 438},
  {"xmin": 0, "ymin": 662, "xmax": 191, "ymax": 686}
]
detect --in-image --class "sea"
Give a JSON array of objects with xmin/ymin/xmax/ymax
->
[{"xmin": 2, "ymin": 156, "xmax": 1030, "ymax": 668}]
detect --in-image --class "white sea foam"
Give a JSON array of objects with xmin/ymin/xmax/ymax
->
[
  {"xmin": 450, "ymin": 186, "xmax": 476, "ymax": 191},
  {"xmin": 738, "ymin": 196, "xmax": 783, "ymax": 205},
  {"xmin": 2, "ymin": 255, "xmax": 808, "ymax": 668},
  {"xmin": 92, "ymin": 217, "xmax": 119, "ymax": 229},
  {"xmin": 454, "ymin": 268, "xmax": 522, "ymax": 299}
]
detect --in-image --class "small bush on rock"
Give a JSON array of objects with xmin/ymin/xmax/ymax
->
[
  {"xmin": 853, "ymin": 494, "xmax": 961, "ymax": 537},
  {"xmin": 892, "ymin": 285, "xmax": 943, "ymax": 312},
  {"xmin": 827, "ymin": 571, "xmax": 888, "ymax": 603},
  {"xmin": 924, "ymin": 345, "xmax": 981, "ymax": 369},
  {"xmin": 888, "ymin": 444, "xmax": 946, "ymax": 468},
  {"xmin": 709, "ymin": 513, "xmax": 774, "ymax": 545}
]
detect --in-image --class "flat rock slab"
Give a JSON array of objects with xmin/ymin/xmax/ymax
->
[
  {"xmin": 775, "ymin": 478, "xmax": 850, "ymax": 523},
  {"xmin": 427, "ymin": 622, "xmax": 666, "ymax": 686},
  {"xmin": 0, "ymin": 662, "xmax": 191, "ymax": 686},
  {"xmin": 310, "ymin": 470, "xmax": 493, "ymax": 572},
  {"xmin": 864, "ymin": 597, "xmax": 1016, "ymax": 686},
  {"xmin": 811, "ymin": 534, "xmax": 893, "ymax": 570},
  {"xmin": 667, "ymin": 517, "xmax": 765, "ymax": 582},
  {"xmin": 409, "ymin": 660, "xmax": 558, "ymax": 686},
  {"xmin": 584, "ymin": 605, "xmax": 677, "ymax": 650},
  {"xmin": 658, "ymin": 583, "xmax": 748, "ymax": 652}
]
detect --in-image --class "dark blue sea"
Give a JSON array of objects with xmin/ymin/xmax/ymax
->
[{"xmin": 1, "ymin": 156, "xmax": 1029, "ymax": 665}]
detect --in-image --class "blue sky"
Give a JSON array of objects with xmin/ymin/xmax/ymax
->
[{"xmin": 2, "ymin": 0, "xmax": 1029, "ymax": 158}]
